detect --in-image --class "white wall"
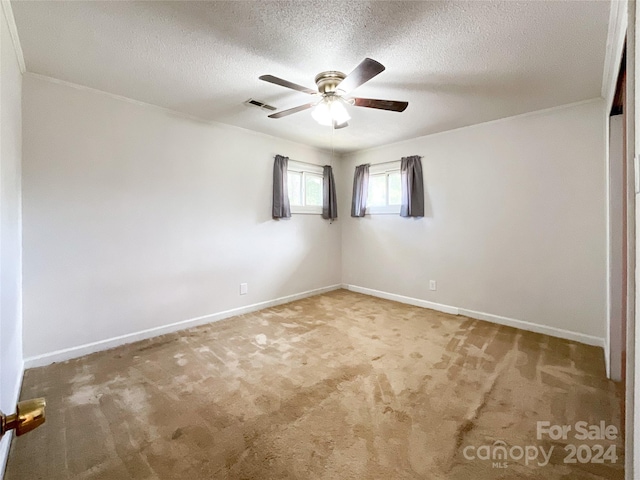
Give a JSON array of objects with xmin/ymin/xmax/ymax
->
[
  {"xmin": 339, "ymin": 100, "xmax": 607, "ymax": 343},
  {"xmin": 0, "ymin": 3, "xmax": 24, "ymax": 476},
  {"xmin": 21, "ymin": 75, "xmax": 341, "ymax": 361}
]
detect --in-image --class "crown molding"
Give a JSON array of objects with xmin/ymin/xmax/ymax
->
[
  {"xmin": 23, "ymin": 72, "xmax": 334, "ymax": 155},
  {"xmin": 343, "ymin": 98, "xmax": 604, "ymax": 158},
  {"xmin": 602, "ymin": 0, "xmax": 627, "ymax": 110},
  {"xmin": 1, "ymin": 0, "xmax": 25, "ymax": 73}
]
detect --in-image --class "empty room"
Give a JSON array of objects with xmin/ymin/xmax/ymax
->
[{"xmin": 0, "ymin": 0, "xmax": 637, "ymax": 479}]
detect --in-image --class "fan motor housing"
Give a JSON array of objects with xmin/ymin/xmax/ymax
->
[{"xmin": 315, "ymin": 71, "xmax": 346, "ymax": 94}]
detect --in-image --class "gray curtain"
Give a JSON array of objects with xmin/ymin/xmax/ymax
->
[
  {"xmin": 322, "ymin": 165, "xmax": 338, "ymax": 220},
  {"xmin": 272, "ymin": 154, "xmax": 291, "ymax": 219},
  {"xmin": 400, "ymin": 155, "xmax": 424, "ymax": 217},
  {"xmin": 351, "ymin": 164, "xmax": 369, "ymax": 217}
]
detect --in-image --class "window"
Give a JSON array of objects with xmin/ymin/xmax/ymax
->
[
  {"xmin": 367, "ymin": 162, "xmax": 401, "ymax": 214},
  {"xmin": 288, "ymin": 161, "xmax": 323, "ymax": 214}
]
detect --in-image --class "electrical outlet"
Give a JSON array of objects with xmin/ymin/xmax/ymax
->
[
  {"xmin": 240, "ymin": 283, "xmax": 248, "ymax": 295},
  {"xmin": 429, "ymin": 280, "xmax": 437, "ymax": 291}
]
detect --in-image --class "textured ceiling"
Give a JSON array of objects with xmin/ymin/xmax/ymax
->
[{"xmin": 12, "ymin": 1, "xmax": 610, "ymax": 153}]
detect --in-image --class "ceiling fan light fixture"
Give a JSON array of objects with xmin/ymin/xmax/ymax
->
[
  {"xmin": 311, "ymin": 100, "xmax": 332, "ymax": 126},
  {"xmin": 261, "ymin": 58, "xmax": 408, "ymax": 124},
  {"xmin": 311, "ymin": 96, "xmax": 350, "ymax": 127},
  {"xmin": 331, "ymin": 99, "xmax": 351, "ymax": 125}
]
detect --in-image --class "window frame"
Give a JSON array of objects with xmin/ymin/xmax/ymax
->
[
  {"xmin": 288, "ymin": 161, "xmax": 324, "ymax": 215},
  {"xmin": 366, "ymin": 161, "xmax": 402, "ymax": 215}
]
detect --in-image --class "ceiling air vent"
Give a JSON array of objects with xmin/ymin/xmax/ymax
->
[{"xmin": 244, "ymin": 98, "xmax": 277, "ymax": 111}]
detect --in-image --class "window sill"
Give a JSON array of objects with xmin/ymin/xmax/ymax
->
[
  {"xmin": 291, "ymin": 206, "xmax": 323, "ymax": 215},
  {"xmin": 366, "ymin": 206, "xmax": 400, "ymax": 215}
]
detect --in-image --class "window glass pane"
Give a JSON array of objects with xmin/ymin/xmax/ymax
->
[
  {"xmin": 367, "ymin": 174, "xmax": 387, "ymax": 207},
  {"xmin": 388, "ymin": 171, "xmax": 402, "ymax": 205},
  {"xmin": 305, "ymin": 173, "xmax": 323, "ymax": 206},
  {"xmin": 288, "ymin": 171, "xmax": 303, "ymax": 206}
]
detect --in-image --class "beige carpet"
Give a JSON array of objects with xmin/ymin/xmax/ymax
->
[{"xmin": 6, "ymin": 289, "xmax": 624, "ymax": 479}]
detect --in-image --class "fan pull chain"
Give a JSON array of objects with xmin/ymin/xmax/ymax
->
[
  {"xmin": 330, "ymin": 122, "xmax": 335, "ymax": 224},
  {"xmin": 331, "ymin": 121, "xmax": 335, "ymax": 166}
]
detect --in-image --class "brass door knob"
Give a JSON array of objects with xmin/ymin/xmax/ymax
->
[{"xmin": 0, "ymin": 398, "xmax": 46, "ymax": 438}]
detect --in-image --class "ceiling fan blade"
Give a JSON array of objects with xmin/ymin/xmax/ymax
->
[
  {"xmin": 333, "ymin": 120, "xmax": 349, "ymax": 129},
  {"xmin": 268, "ymin": 102, "xmax": 316, "ymax": 119},
  {"xmin": 336, "ymin": 58, "xmax": 385, "ymax": 94},
  {"xmin": 352, "ymin": 98, "xmax": 408, "ymax": 112},
  {"xmin": 259, "ymin": 75, "xmax": 317, "ymax": 95}
]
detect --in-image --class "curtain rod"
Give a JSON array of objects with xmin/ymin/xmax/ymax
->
[
  {"xmin": 368, "ymin": 155, "xmax": 421, "ymax": 168},
  {"xmin": 287, "ymin": 157, "xmax": 327, "ymax": 168},
  {"xmin": 368, "ymin": 159, "xmax": 401, "ymax": 167}
]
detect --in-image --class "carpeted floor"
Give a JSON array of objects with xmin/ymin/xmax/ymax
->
[{"xmin": 6, "ymin": 289, "xmax": 624, "ymax": 479}]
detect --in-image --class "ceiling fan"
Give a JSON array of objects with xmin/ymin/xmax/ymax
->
[{"xmin": 259, "ymin": 58, "xmax": 408, "ymax": 129}]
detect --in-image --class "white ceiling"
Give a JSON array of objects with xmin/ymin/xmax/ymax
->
[{"xmin": 12, "ymin": 1, "xmax": 611, "ymax": 153}]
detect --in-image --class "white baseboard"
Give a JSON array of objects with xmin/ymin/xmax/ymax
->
[
  {"xmin": 24, "ymin": 282, "xmax": 606, "ymax": 368},
  {"xmin": 343, "ymin": 284, "xmax": 459, "ymax": 315},
  {"xmin": 0, "ymin": 359, "xmax": 24, "ymax": 480},
  {"xmin": 457, "ymin": 307, "xmax": 605, "ymax": 348},
  {"xmin": 343, "ymin": 284, "xmax": 605, "ymax": 348},
  {"xmin": 24, "ymin": 284, "xmax": 342, "ymax": 369},
  {"xmin": 0, "ymin": 434, "xmax": 10, "ymax": 480}
]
